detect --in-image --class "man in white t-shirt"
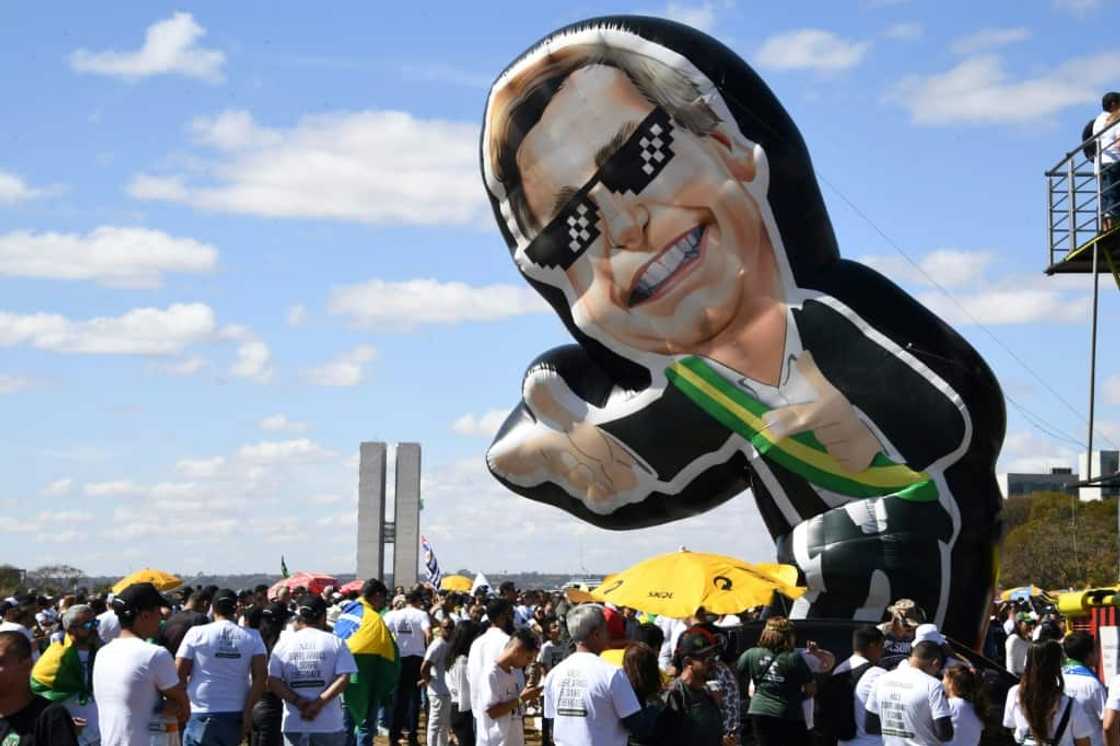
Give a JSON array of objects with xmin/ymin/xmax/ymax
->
[
  {"xmin": 1062, "ymin": 632, "xmax": 1107, "ymax": 746},
  {"xmin": 477, "ymin": 628, "xmax": 542, "ymax": 746},
  {"xmin": 866, "ymin": 641, "xmax": 953, "ymax": 745},
  {"xmin": 383, "ymin": 588, "xmax": 431, "ymax": 745},
  {"xmin": 833, "ymin": 625, "xmax": 886, "ymax": 746},
  {"xmin": 93, "ymin": 583, "xmax": 188, "ymax": 746},
  {"xmin": 469, "ymin": 599, "xmax": 515, "ymax": 724},
  {"xmin": 1101, "ymin": 668, "xmax": 1120, "ymax": 745},
  {"xmin": 543, "ymin": 604, "xmax": 646, "ymax": 746},
  {"xmin": 97, "ymin": 601, "xmax": 121, "ymax": 645},
  {"xmin": 176, "ymin": 588, "xmax": 267, "ymax": 746},
  {"xmin": 267, "ymin": 596, "xmax": 357, "ymax": 745}
]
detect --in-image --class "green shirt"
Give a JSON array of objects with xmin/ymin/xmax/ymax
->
[{"xmin": 738, "ymin": 647, "xmax": 813, "ymax": 721}]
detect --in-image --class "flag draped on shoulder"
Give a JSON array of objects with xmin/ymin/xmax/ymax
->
[
  {"xmin": 31, "ymin": 636, "xmax": 94, "ymax": 704},
  {"xmin": 335, "ymin": 597, "xmax": 399, "ymax": 722},
  {"xmin": 421, "ymin": 535, "xmax": 442, "ymax": 588}
]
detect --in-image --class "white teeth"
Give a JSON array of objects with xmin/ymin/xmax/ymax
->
[
  {"xmin": 631, "ymin": 226, "xmax": 704, "ymax": 305},
  {"xmin": 646, "ymin": 262, "xmax": 670, "ymax": 284}
]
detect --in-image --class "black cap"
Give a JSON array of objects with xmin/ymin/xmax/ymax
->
[
  {"xmin": 113, "ymin": 583, "xmax": 172, "ymax": 614},
  {"xmin": 676, "ymin": 626, "xmax": 720, "ymax": 660},
  {"xmin": 297, "ymin": 596, "xmax": 327, "ymax": 619},
  {"xmin": 213, "ymin": 589, "xmax": 238, "ymax": 613},
  {"xmin": 262, "ymin": 602, "xmax": 291, "ymax": 621}
]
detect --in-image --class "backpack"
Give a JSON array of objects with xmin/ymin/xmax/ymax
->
[{"xmin": 815, "ymin": 661, "xmax": 874, "ymax": 743}]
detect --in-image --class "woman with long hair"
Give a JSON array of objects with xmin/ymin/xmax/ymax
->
[
  {"xmin": 943, "ymin": 666, "xmax": 986, "ymax": 745},
  {"xmin": 622, "ymin": 642, "xmax": 665, "ymax": 746},
  {"xmin": 445, "ymin": 619, "xmax": 482, "ymax": 746},
  {"xmin": 1003, "ymin": 640, "xmax": 1093, "ymax": 746},
  {"xmin": 737, "ymin": 617, "xmax": 815, "ymax": 745}
]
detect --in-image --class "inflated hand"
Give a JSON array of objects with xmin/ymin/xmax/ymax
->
[
  {"xmin": 761, "ymin": 351, "xmax": 881, "ymax": 474},
  {"xmin": 489, "ymin": 368, "xmax": 639, "ymax": 513}
]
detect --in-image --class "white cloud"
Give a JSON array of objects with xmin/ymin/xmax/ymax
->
[
  {"xmin": 237, "ymin": 438, "xmax": 336, "ymax": 465},
  {"xmin": 305, "ymin": 345, "xmax": 376, "ymax": 387},
  {"xmin": 129, "ymin": 108, "xmax": 485, "ymax": 226},
  {"xmin": 656, "ymin": 2, "xmax": 719, "ymax": 31},
  {"xmin": 0, "ymin": 374, "xmax": 34, "ymax": 394},
  {"xmin": 949, "ymin": 27, "xmax": 1031, "ymax": 56},
  {"xmin": 0, "ymin": 169, "xmax": 54, "ymax": 203},
  {"xmin": 0, "ymin": 303, "xmax": 216, "ymax": 355},
  {"xmin": 37, "ymin": 530, "xmax": 83, "ymax": 544},
  {"xmin": 259, "ymin": 414, "xmax": 309, "ymax": 433},
  {"xmin": 40, "ymin": 478, "xmax": 73, "ymax": 497},
  {"xmin": 69, "ymin": 12, "xmax": 225, "ymax": 83},
  {"xmin": 1054, "ymin": 0, "xmax": 1102, "ymax": 15},
  {"xmin": 755, "ymin": 29, "xmax": 871, "ymax": 73},
  {"xmin": 998, "ymin": 430, "xmax": 1078, "ymax": 474},
  {"xmin": 888, "ymin": 51, "xmax": 1120, "ymax": 125},
  {"xmin": 286, "ymin": 304, "xmax": 307, "ymax": 327},
  {"xmin": 328, "ymin": 279, "xmax": 547, "ymax": 329},
  {"xmin": 175, "ymin": 457, "xmax": 225, "ymax": 478},
  {"xmin": 452, "ymin": 410, "xmax": 509, "ymax": 438},
  {"xmin": 1106, "ymin": 374, "xmax": 1120, "ymax": 405},
  {"xmin": 84, "ymin": 480, "xmax": 144, "ymax": 497},
  {"xmin": 917, "ymin": 287, "xmax": 1091, "ymax": 325},
  {"xmin": 38, "ymin": 510, "xmax": 93, "ymax": 523},
  {"xmin": 883, "ymin": 22, "xmax": 923, "ymax": 41},
  {"xmin": 859, "ymin": 249, "xmax": 993, "ymax": 288},
  {"xmin": 218, "ymin": 325, "xmax": 272, "ymax": 383},
  {"xmin": 0, "ymin": 226, "xmax": 217, "ymax": 288}
]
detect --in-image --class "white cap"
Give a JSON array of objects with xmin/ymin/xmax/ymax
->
[{"xmin": 914, "ymin": 623, "xmax": 946, "ymax": 646}]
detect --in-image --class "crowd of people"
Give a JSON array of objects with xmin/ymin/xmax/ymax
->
[{"xmin": 4, "ymin": 580, "xmax": 1120, "ymax": 746}]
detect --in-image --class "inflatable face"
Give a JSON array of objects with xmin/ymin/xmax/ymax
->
[{"xmin": 480, "ymin": 18, "xmax": 1005, "ymax": 649}]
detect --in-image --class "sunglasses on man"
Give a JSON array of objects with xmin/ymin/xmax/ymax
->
[{"xmin": 524, "ymin": 107, "xmax": 676, "ymax": 270}]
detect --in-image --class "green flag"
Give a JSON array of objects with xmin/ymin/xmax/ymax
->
[{"xmin": 280, "ymin": 555, "xmax": 289, "ymax": 578}]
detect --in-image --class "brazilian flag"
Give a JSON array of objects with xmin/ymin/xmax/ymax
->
[
  {"xmin": 31, "ymin": 636, "xmax": 94, "ymax": 705},
  {"xmin": 334, "ymin": 597, "xmax": 400, "ymax": 723}
]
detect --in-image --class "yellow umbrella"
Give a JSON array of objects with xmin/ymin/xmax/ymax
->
[
  {"xmin": 112, "ymin": 568, "xmax": 182, "ymax": 595},
  {"xmin": 440, "ymin": 575, "xmax": 473, "ymax": 592},
  {"xmin": 590, "ymin": 550, "xmax": 804, "ymax": 618}
]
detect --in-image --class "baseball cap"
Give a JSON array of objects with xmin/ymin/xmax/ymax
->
[
  {"xmin": 262, "ymin": 602, "xmax": 291, "ymax": 622},
  {"xmin": 888, "ymin": 599, "xmax": 925, "ymax": 627},
  {"xmin": 677, "ymin": 625, "xmax": 720, "ymax": 660},
  {"xmin": 113, "ymin": 583, "xmax": 172, "ymax": 614},
  {"xmin": 602, "ymin": 606, "xmax": 626, "ymax": 640},
  {"xmin": 212, "ymin": 589, "xmax": 238, "ymax": 613},
  {"xmin": 297, "ymin": 596, "xmax": 327, "ymax": 619},
  {"xmin": 914, "ymin": 623, "xmax": 946, "ymax": 646}
]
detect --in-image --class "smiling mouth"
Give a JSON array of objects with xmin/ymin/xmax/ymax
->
[{"xmin": 627, "ymin": 225, "xmax": 704, "ymax": 307}]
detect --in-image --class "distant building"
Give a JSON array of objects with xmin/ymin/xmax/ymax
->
[
  {"xmin": 999, "ymin": 467, "xmax": 1080, "ymax": 498},
  {"xmin": 1078, "ymin": 450, "xmax": 1120, "ymax": 501}
]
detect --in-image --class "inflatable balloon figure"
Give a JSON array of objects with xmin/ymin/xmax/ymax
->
[{"xmin": 480, "ymin": 17, "xmax": 1005, "ymax": 648}]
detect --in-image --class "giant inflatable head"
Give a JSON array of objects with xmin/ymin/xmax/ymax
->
[{"xmin": 480, "ymin": 17, "xmax": 1006, "ymax": 649}]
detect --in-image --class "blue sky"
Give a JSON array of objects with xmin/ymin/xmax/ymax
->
[{"xmin": 2, "ymin": 0, "xmax": 1118, "ymax": 578}]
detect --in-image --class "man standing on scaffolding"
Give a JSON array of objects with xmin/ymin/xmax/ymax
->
[{"xmin": 1093, "ymin": 92, "xmax": 1120, "ymax": 230}]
